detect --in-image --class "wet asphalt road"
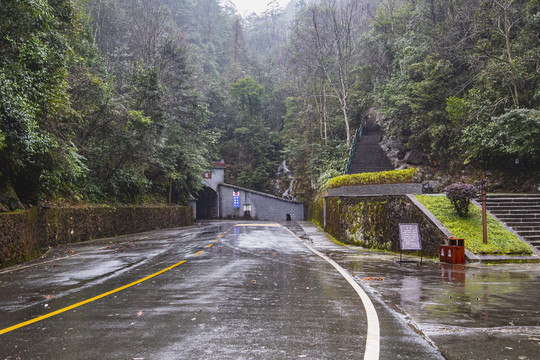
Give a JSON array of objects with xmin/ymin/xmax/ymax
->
[
  {"xmin": 299, "ymin": 223, "xmax": 540, "ymax": 360},
  {"xmin": 1, "ymin": 221, "xmax": 537, "ymax": 359},
  {"xmin": 1, "ymin": 221, "xmax": 427, "ymax": 360},
  {"xmin": 342, "ymin": 253, "xmax": 540, "ymax": 360}
]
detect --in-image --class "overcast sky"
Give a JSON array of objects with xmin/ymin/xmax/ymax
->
[{"xmin": 227, "ymin": 0, "xmax": 291, "ymax": 16}]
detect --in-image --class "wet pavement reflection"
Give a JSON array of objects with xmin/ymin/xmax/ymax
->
[
  {"xmin": 339, "ymin": 244, "xmax": 540, "ymax": 360},
  {"xmin": 1, "ymin": 221, "xmax": 538, "ymax": 359},
  {"xmin": 0, "ymin": 222, "xmax": 370, "ymax": 359}
]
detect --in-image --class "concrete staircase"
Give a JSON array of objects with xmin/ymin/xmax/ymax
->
[
  {"xmin": 485, "ymin": 194, "xmax": 540, "ymax": 250},
  {"xmin": 349, "ymin": 125, "xmax": 394, "ymax": 174}
]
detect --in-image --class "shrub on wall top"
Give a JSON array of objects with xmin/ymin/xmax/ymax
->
[
  {"xmin": 326, "ymin": 168, "xmax": 419, "ymax": 190},
  {"xmin": 444, "ymin": 183, "xmax": 477, "ymax": 217}
]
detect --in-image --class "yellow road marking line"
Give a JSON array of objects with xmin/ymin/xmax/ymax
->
[
  {"xmin": 0, "ymin": 260, "xmax": 187, "ymax": 336},
  {"xmin": 204, "ymin": 244, "xmax": 213, "ymax": 248},
  {"xmin": 0, "ymin": 226, "xmax": 233, "ymax": 336}
]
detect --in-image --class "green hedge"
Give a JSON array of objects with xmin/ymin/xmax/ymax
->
[
  {"xmin": 415, "ymin": 195, "xmax": 532, "ymax": 255},
  {"xmin": 327, "ymin": 168, "xmax": 419, "ymax": 189},
  {"xmin": 1, "ymin": 206, "xmax": 194, "ymax": 268}
]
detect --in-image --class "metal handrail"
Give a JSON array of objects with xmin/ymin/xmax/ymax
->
[{"xmin": 343, "ymin": 120, "xmax": 364, "ymax": 175}]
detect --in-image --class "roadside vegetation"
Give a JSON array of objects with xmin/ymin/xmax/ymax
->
[
  {"xmin": 415, "ymin": 195, "xmax": 533, "ymax": 255},
  {"xmin": 1, "ymin": 0, "xmax": 539, "ymax": 210}
]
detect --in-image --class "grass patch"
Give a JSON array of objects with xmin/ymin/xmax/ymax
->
[
  {"xmin": 416, "ymin": 195, "xmax": 533, "ymax": 255},
  {"xmin": 327, "ymin": 168, "xmax": 419, "ymax": 189}
]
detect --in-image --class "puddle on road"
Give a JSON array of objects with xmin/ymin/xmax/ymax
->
[
  {"xmin": 342, "ymin": 253, "xmax": 540, "ymax": 329},
  {"xmin": 338, "ymin": 252, "xmax": 540, "ymax": 359}
]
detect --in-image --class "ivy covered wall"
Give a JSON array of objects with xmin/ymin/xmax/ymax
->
[
  {"xmin": 308, "ymin": 198, "xmax": 325, "ymax": 228},
  {"xmin": 0, "ymin": 206, "xmax": 193, "ymax": 269},
  {"xmin": 311, "ymin": 196, "xmax": 445, "ymax": 257}
]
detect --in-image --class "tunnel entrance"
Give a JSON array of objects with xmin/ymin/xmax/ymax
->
[{"xmin": 196, "ymin": 186, "xmax": 217, "ymax": 219}]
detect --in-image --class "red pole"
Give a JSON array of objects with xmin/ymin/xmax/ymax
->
[{"xmin": 481, "ymin": 175, "xmax": 488, "ymax": 244}]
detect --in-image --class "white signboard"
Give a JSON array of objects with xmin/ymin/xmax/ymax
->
[{"xmin": 399, "ymin": 223, "xmax": 422, "ymax": 251}]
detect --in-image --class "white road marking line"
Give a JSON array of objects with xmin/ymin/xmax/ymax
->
[{"xmin": 284, "ymin": 227, "xmax": 380, "ymax": 360}]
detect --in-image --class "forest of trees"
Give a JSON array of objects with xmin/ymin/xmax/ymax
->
[{"xmin": 1, "ymin": 0, "xmax": 539, "ymax": 210}]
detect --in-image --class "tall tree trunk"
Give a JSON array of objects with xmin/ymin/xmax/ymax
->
[
  {"xmin": 499, "ymin": 0, "xmax": 519, "ymax": 107},
  {"xmin": 314, "ymin": 83, "xmax": 330, "ymax": 145},
  {"xmin": 322, "ymin": 87, "xmax": 328, "ymax": 142},
  {"xmin": 338, "ymin": 67, "xmax": 351, "ymax": 148}
]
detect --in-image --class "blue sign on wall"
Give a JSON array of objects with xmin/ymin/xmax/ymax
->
[{"xmin": 233, "ymin": 191, "xmax": 240, "ymax": 208}]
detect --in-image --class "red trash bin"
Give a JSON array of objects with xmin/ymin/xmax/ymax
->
[
  {"xmin": 449, "ymin": 238, "xmax": 465, "ymax": 264},
  {"xmin": 447, "ymin": 245, "xmax": 453, "ymax": 263},
  {"xmin": 439, "ymin": 245, "xmax": 449, "ymax": 263}
]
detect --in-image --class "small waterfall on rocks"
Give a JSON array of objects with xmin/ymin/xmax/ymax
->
[{"xmin": 274, "ymin": 160, "xmax": 297, "ymax": 200}]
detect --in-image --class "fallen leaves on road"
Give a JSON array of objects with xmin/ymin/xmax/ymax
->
[
  {"xmin": 363, "ymin": 277, "xmax": 384, "ymax": 281},
  {"xmin": 44, "ymin": 295, "xmax": 55, "ymax": 299},
  {"xmin": 137, "ymin": 311, "xmax": 143, "ymax": 317}
]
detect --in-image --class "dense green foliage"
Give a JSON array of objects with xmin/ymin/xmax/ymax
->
[
  {"xmin": 1, "ymin": 0, "xmax": 539, "ymax": 208},
  {"xmin": 326, "ymin": 168, "xmax": 419, "ymax": 189},
  {"xmin": 416, "ymin": 195, "xmax": 532, "ymax": 255},
  {"xmin": 216, "ymin": 76, "xmax": 280, "ymax": 191},
  {"xmin": 283, "ymin": 0, "xmax": 540, "ymax": 197},
  {"xmin": 0, "ymin": 0, "xmax": 75, "ymax": 202},
  {"xmin": 372, "ymin": 0, "xmax": 540, "ymax": 173},
  {"xmin": 0, "ymin": 0, "xmax": 218, "ymax": 205}
]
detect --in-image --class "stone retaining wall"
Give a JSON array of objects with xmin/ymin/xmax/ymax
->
[
  {"xmin": 308, "ymin": 198, "xmax": 325, "ymax": 228},
  {"xmin": 0, "ymin": 206, "xmax": 193, "ymax": 269},
  {"xmin": 310, "ymin": 195, "xmax": 446, "ymax": 257}
]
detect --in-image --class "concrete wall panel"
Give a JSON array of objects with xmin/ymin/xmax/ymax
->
[{"xmin": 219, "ymin": 184, "xmax": 304, "ymax": 221}]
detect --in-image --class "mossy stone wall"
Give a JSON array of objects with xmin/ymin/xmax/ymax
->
[
  {"xmin": 311, "ymin": 196, "xmax": 445, "ymax": 257},
  {"xmin": 0, "ymin": 209, "xmax": 41, "ymax": 268},
  {"xmin": 307, "ymin": 198, "xmax": 325, "ymax": 228},
  {"xmin": 0, "ymin": 206, "xmax": 193, "ymax": 269}
]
